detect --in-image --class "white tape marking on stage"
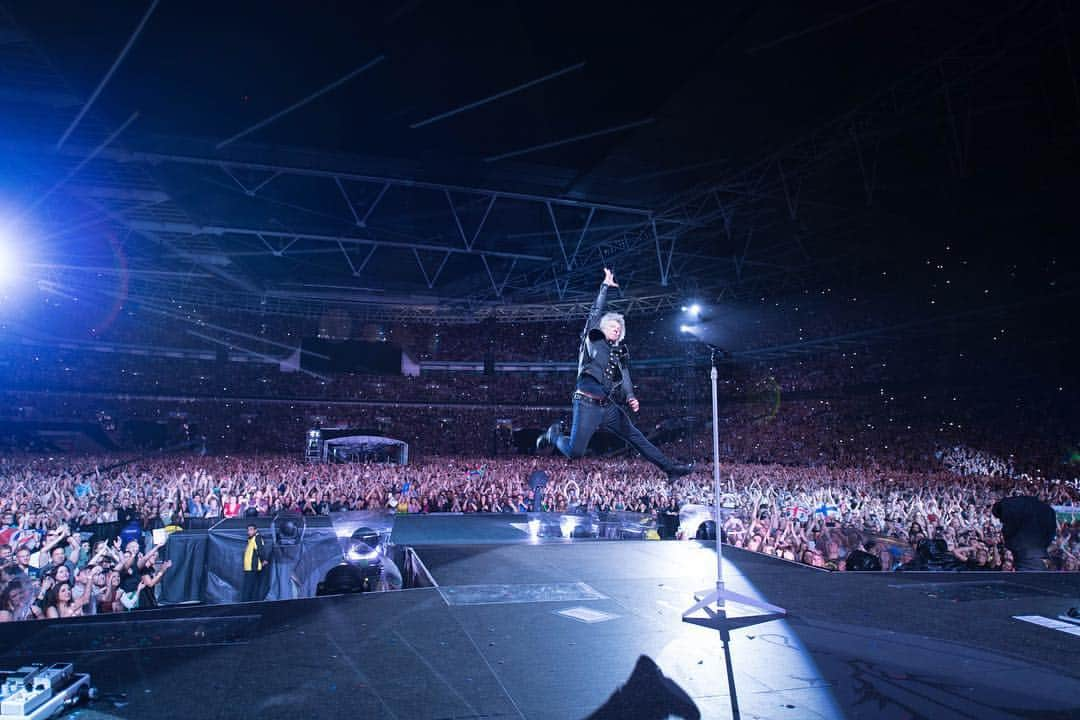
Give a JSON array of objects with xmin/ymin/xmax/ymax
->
[
  {"xmin": 1013, "ymin": 615, "xmax": 1080, "ymax": 636},
  {"xmin": 557, "ymin": 606, "xmax": 619, "ymax": 624}
]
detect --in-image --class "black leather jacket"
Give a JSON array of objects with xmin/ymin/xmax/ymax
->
[
  {"xmin": 993, "ymin": 496, "xmax": 1056, "ymax": 555},
  {"xmin": 576, "ymin": 283, "xmax": 636, "ymax": 404}
]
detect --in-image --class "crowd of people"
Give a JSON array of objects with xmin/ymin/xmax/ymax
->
[
  {"xmin": 0, "ymin": 446, "xmax": 1076, "ymax": 622},
  {"xmin": 0, "ymin": 520, "xmax": 172, "ymax": 622},
  {"xmin": 707, "ymin": 465, "xmax": 1078, "ymax": 571},
  {"xmin": 2, "ymin": 369, "xmax": 1072, "ymax": 477},
  {"xmin": 11, "ymin": 288, "xmax": 920, "ymax": 365},
  {"xmin": 0, "ymin": 298, "xmax": 1075, "ymax": 627}
]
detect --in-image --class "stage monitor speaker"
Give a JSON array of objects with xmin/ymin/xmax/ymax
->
[{"xmin": 317, "ymin": 563, "xmax": 381, "ymax": 595}]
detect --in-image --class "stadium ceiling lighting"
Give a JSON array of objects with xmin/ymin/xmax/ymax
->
[
  {"xmin": 681, "ymin": 303, "xmax": 702, "ymax": 317},
  {"xmin": 0, "ymin": 233, "xmax": 20, "ymax": 287}
]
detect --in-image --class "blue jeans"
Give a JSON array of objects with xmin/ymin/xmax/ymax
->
[{"xmin": 554, "ymin": 396, "xmax": 673, "ymax": 471}]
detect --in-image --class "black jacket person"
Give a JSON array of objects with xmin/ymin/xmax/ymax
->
[
  {"xmin": 992, "ymin": 496, "xmax": 1056, "ymax": 571},
  {"xmin": 538, "ymin": 268, "xmax": 691, "ymax": 483}
]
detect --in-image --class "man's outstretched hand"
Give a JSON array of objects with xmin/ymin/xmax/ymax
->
[
  {"xmin": 603, "ymin": 267, "xmax": 618, "ymax": 287},
  {"xmin": 628, "ymin": 397, "xmax": 640, "ymax": 412}
]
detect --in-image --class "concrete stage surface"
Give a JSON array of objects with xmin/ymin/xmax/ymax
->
[{"xmin": 0, "ymin": 513, "xmax": 1077, "ymax": 719}]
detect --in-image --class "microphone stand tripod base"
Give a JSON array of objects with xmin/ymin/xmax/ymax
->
[{"xmin": 682, "ymin": 586, "xmax": 786, "ymax": 632}]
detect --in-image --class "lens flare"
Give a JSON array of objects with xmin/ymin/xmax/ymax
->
[{"xmin": 0, "ymin": 236, "xmax": 19, "ymax": 286}]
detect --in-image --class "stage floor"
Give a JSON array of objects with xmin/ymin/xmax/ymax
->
[{"xmin": 0, "ymin": 515, "xmax": 1077, "ymax": 720}]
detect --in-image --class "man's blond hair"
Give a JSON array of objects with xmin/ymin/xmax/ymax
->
[{"xmin": 599, "ymin": 312, "xmax": 625, "ymax": 344}]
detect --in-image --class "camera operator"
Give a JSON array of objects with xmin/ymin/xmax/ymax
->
[{"xmin": 991, "ymin": 495, "xmax": 1056, "ymax": 571}]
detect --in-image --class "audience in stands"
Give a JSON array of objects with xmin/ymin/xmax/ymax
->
[
  {"xmin": 0, "ymin": 447, "xmax": 1076, "ymax": 624},
  {"xmin": 0, "ymin": 306, "xmax": 1076, "ymax": 627}
]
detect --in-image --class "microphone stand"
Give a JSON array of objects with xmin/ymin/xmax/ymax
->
[{"xmin": 681, "ymin": 344, "xmax": 786, "ymax": 720}]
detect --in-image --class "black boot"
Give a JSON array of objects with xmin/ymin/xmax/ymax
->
[
  {"xmin": 585, "ymin": 655, "xmax": 700, "ymax": 720},
  {"xmin": 536, "ymin": 421, "xmax": 564, "ymax": 451},
  {"xmin": 665, "ymin": 463, "xmax": 693, "ymax": 483}
]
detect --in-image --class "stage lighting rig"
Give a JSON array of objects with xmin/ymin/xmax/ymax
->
[
  {"xmin": 0, "ymin": 237, "xmax": 19, "ymax": 287},
  {"xmin": 680, "ymin": 303, "xmax": 702, "ymax": 317}
]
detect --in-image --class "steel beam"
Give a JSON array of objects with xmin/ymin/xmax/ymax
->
[
  {"xmin": 25, "ymin": 111, "xmax": 139, "ymax": 218},
  {"xmin": 81, "ymin": 200, "xmax": 261, "ymax": 293},
  {"xmin": 216, "ymin": 55, "xmax": 385, "ymax": 149},
  {"xmin": 850, "ymin": 125, "xmax": 879, "ymax": 206},
  {"xmin": 746, "ymin": 0, "xmax": 898, "ymax": 54},
  {"xmin": 777, "ymin": 159, "xmax": 801, "ymax": 220},
  {"xmin": 335, "ymin": 176, "xmax": 362, "ymax": 225},
  {"xmin": 56, "ymin": 0, "xmax": 159, "ymax": 149},
  {"xmin": 446, "ymin": 190, "xmax": 472, "ymax": 250},
  {"xmin": 123, "ymin": 219, "xmax": 551, "ymax": 262},
  {"xmin": 484, "ymin": 117, "xmax": 655, "ymax": 163},
  {"xmin": 359, "ymin": 182, "xmax": 390, "ymax": 227},
  {"xmin": 118, "ymin": 149, "xmax": 653, "ymax": 217},
  {"xmin": 410, "ymin": 61, "xmax": 585, "ymax": 128},
  {"xmin": 480, "ymin": 255, "xmax": 517, "ymax": 297},
  {"xmin": 570, "ymin": 206, "xmax": 594, "ymax": 269},
  {"xmin": 546, "ymin": 202, "xmax": 567, "ymax": 269},
  {"xmin": 471, "ymin": 194, "xmax": 497, "ymax": 247},
  {"xmin": 412, "ymin": 248, "xmax": 451, "ymax": 289},
  {"xmin": 336, "ymin": 240, "xmax": 377, "ymax": 276},
  {"xmin": 652, "ymin": 218, "xmax": 675, "ymax": 287}
]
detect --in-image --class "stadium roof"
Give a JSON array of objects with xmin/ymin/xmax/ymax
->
[{"xmin": 1, "ymin": 1, "xmax": 1075, "ymax": 325}]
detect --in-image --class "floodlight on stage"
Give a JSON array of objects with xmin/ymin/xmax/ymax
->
[
  {"xmin": 0, "ymin": 235, "xmax": 18, "ymax": 287},
  {"xmin": 679, "ymin": 324, "xmax": 694, "ymax": 334},
  {"xmin": 681, "ymin": 303, "xmax": 702, "ymax": 318}
]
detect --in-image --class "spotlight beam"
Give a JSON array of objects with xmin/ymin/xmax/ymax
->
[
  {"xmin": 0, "ymin": 239, "xmax": 17, "ymax": 287},
  {"xmin": 187, "ymin": 330, "xmax": 329, "ymax": 382},
  {"xmin": 26, "ymin": 111, "xmax": 139, "ymax": 219},
  {"xmin": 56, "ymin": 0, "xmax": 159, "ymax": 149},
  {"xmin": 216, "ymin": 55, "xmax": 386, "ymax": 149},
  {"xmin": 411, "ymin": 61, "xmax": 585, "ymax": 129}
]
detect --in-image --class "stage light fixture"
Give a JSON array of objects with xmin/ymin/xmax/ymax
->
[
  {"xmin": 0, "ymin": 236, "xmax": 18, "ymax": 287},
  {"xmin": 688, "ymin": 303, "xmax": 701, "ymax": 317},
  {"xmin": 679, "ymin": 324, "xmax": 694, "ymax": 334}
]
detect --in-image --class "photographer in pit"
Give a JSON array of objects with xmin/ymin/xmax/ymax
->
[{"xmin": 992, "ymin": 495, "xmax": 1056, "ymax": 571}]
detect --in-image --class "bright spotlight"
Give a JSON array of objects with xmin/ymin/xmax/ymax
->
[
  {"xmin": 688, "ymin": 303, "xmax": 701, "ymax": 317},
  {"xmin": 679, "ymin": 324, "xmax": 694, "ymax": 334},
  {"xmin": 0, "ymin": 237, "xmax": 18, "ymax": 287}
]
